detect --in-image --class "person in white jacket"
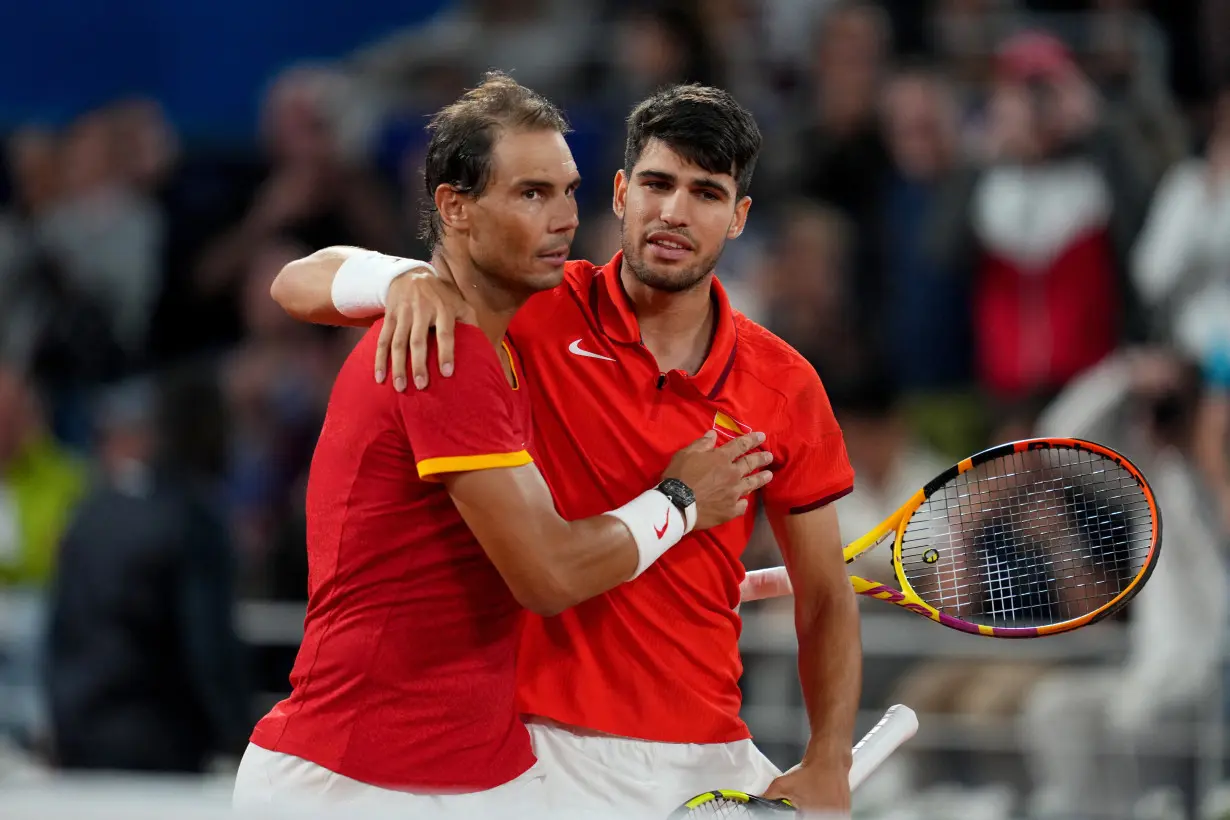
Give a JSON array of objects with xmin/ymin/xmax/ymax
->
[
  {"xmin": 1131, "ymin": 86, "xmax": 1230, "ymax": 364},
  {"xmin": 1020, "ymin": 349, "xmax": 1228, "ymax": 818}
]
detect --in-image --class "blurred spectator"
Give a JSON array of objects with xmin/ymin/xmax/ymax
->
[
  {"xmin": 223, "ymin": 237, "xmax": 332, "ymax": 594},
  {"xmin": 610, "ymin": 1, "xmax": 719, "ymax": 100},
  {"xmin": 194, "ymin": 67, "xmax": 401, "ymax": 305},
  {"xmin": 46, "ymin": 367, "xmax": 250, "ymax": 774},
  {"xmin": 931, "ymin": 0, "xmax": 1017, "ymax": 94},
  {"xmin": 761, "ymin": 0, "xmax": 837, "ymax": 70},
  {"xmin": 789, "ymin": 0, "xmax": 892, "ymax": 308},
  {"xmin": 877, "ymin": 65, "xmax": 981, "ymax": 457},
  {"xmin": 36, "ymin": 109, "xmax": 164, "ymax": 363},
  {"xmin": 1021, "ymin": 348, "xmax": 1228, "ymax": 818},
  {"xmin": 1085, "ymin": 0, "xmax": 1189, "ymax": 184},
  {"xmin": 0, "ymin": 361, "xmax": 86, "ymax": 589},
  {"xmin": 753, "ymin": 199, "xmax": 875, "ymax": 403},
  {"xmin": 356, "ymin": 0, "xmax": 600, "ymax": 108},
  {"xmin": 2, "ymin": 127, "xmax": 131, "ymax": 397},
  {"xmin": 1131, "ymin": 81, "xmax": 1230, "ymax": 362},
  {"xmin": 109, "ymin": 98, "xmax": 180, "ymax": 197},
  {"xmin": 588, "ymin": 0, "xmax": 723, "ymax": 179},
  {"xmin": 832, "ymin": 375, "xmax": 949, "ymax": 550},
  {"xmin": 0, "ymin": 129, "xmax": 57, "ymax": 368},
  {"xmin": 937, "ymin": 31, "xmax": 1152, "ymax": 407}
]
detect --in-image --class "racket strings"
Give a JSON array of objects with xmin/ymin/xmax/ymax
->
[
  {"xmin": 898, "ymin": 447, "xmax": 1154, "ymax": 628},
  {"xmin": 955, "ymin": 450, "xmax": 1149, "ymax": 623}
]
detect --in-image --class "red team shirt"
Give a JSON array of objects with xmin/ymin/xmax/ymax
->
[
  {"xmin": 249, "ymin": 322, "xmax": 537, "ymax": 791},
  {"xmin": 513, "ymin": 253, "xmax": 855, "ymax": 743}
]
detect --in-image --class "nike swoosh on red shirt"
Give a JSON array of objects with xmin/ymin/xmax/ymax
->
[{"xmin": 654, "ymin": 509, "xmax": 670, "ymax": 539}]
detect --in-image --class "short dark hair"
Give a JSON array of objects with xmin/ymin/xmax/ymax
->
[
  {"xmin": 420, "ymin": 71, "xmax": 570, "ymax": 247},
  {"xmin": 623, "ymin": 85, "xmax": 762, "ymax": 198}
]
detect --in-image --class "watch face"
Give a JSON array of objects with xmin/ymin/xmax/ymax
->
[{"xmin": 661, "ymin": 478, "xmax": 695, "ymax": 506}]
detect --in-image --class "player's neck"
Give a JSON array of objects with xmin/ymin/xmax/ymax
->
[
  {"xmin": 431, "ymin": 247, "xmax": 523, "ymax": 346},
  {"xmin": 621, "ymin": 263, "xmax": 716, "ymax": 376}
]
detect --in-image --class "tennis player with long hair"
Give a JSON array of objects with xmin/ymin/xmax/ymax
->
[
  {"xmin": 272, "ymin": 84, "xmax": 861, "ymax": 817},
  {"xmin": 233, "ymin": 74, "xmax": 773, "ymax": 813}
]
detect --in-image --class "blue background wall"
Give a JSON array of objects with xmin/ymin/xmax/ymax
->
[{"xmin": 0, "ymin": 0, "xmax": 448, "ymax": 140}]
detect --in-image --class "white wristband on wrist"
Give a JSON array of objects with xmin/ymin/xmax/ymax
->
[
  {"xmin": 331, "ymin": 251, "xmax": 434, "ymax": 318},
  {"xmin": 604, "ymin": 489, "xmax": 698, "ymax": 579}
]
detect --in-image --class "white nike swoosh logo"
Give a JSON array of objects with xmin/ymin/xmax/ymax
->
[{"xmin": 568, "ymin": 339, "xmax": 616, "ymax": 362}]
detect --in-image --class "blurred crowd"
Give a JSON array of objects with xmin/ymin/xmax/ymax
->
[{"xmin": 1, "ymin": 0, "xmax": 1229, "ymax": 815}]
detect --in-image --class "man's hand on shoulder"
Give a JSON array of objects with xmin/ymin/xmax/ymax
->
[{"xmin": 375, "ymin": 259, "xmax": 477, "ymax": 392}]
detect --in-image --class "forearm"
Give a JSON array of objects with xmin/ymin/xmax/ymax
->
[
  {"xmin": 269, "ymin": 246, "xmax": 384, "ymax": 327},
  {"xmin": 449, "ymin": 465, "xmax": 692, "ymax": 617},
  {"xmin": 525, "ymin": 515, "xmax": 641, "ymax": 615},
  {"xmin": 796, "ymin": 583, "xmax": 862, "ymax": 768}
]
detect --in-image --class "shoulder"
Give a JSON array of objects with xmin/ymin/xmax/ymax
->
[
  {"xmin": 450, "ymin": 322, "xmax": 500, "ymax": 357},
  {"xmin": 334, "ymin": 323, "xmax": 507, "ymax": 420},
  {"xmin": 728, "ymin": 313, "xmax": 843, "ymax": 441},
  {"xmin": 349, "ymin": 320, "xmax": 501, "ymax": 375},
  {"xmin": 418, "ymin": 323, "xmax": 507, "ymax": 398},
  {"xmin": 731, "ymin": 312, "xmax": 825, "ymax": 396}
]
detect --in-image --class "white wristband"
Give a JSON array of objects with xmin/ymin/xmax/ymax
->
[
  {"xmin": 331, "ymin": 251, "xmax": 434, "ymax": 318},
  {"xmin": 604, "ymin": 489, "xmax": 697, "ymax": 579}
]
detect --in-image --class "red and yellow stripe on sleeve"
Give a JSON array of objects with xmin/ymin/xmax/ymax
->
[{"xmin": 417, "ymin": 450, "xmax": 533, "ymax": 481}]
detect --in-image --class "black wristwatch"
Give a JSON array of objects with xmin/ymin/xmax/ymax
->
[{"xmin": 656, "ymin": 478, "xmax": 696, "ymax": 515}]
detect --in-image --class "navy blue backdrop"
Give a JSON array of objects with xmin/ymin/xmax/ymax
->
[{"xmin": 0, "ymin": 0, "xmax": 448, "ymax": 140}]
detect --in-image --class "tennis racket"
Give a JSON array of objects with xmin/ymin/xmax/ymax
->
[
  {"xmin": 741, "ymin": 438, "xmax": 1162, "ymax": 638},
  {"xmin": 670, "ymin": 705, "xmax": 919, "ymax": 817}
]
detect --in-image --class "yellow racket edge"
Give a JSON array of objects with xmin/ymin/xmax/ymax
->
[
  {"xmin": 668, "ymin": 790, "xmax": 794, "ymax": 817},
  {"xmin": 743, "ymin": 437, "xmax": 1162, "ymax": 639}
]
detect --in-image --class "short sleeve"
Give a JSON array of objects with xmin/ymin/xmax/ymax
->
[
  {"xmin": 398, "ymin": 325, "xmax": 532, "ymax": 481},
  {"xmin": 761, "ymin": 368, "xmax": 855, "ymax": 515}
]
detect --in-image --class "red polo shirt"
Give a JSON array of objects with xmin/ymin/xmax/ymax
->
[
  {"xmin": 250, "ymin": 322, "xmax": 537, "ymax": 791},
  {"xmin": 512, "ymin": 253, "xmax": 854, "ymax": 743}
]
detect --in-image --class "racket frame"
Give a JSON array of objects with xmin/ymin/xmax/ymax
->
[
  {"xmin": 748, "ymin": 438, "xmax": 1162, "ymax": 638},
  {"xmin": 672, "ymin": 790, "xmax": 794, "ymax": 816}
]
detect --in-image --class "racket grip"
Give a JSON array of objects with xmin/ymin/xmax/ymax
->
[
  {"xmin": 849, "ymin": 705, "xmax": 918, "ymax": 791},
  {"xmin": 739, "ymin": 567, "xmax": 793, "ymax": 602}
]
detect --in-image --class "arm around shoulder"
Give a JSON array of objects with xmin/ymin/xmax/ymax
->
[{"xmin": 269, "ymin": 246, "xmax": 430, "ymax": 327}]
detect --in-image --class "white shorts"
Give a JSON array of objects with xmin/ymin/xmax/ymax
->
[
  {"xmin": 232, "ymin": 742, "xmax": 546, "ymax": 819},
  {"xmin": 527, "ymin": 719, "xmax": 782, "ymax": 819}
]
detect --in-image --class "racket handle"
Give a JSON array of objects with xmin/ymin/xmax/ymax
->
[
  {"xmin": 739, "ymin": 567, "xmax": 792, "ymax": 602},
  {"xmin": 849, "ymin": 705, "xmax": 918, "ymax": 791}
]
